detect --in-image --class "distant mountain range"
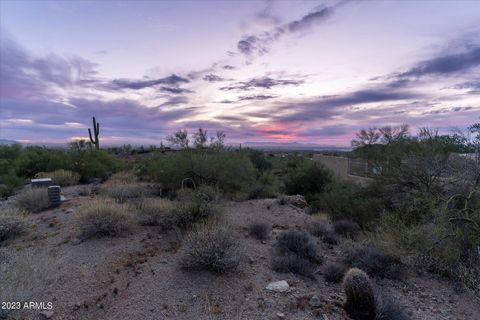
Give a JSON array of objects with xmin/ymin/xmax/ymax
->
[
  {"xmin": 0, "ymin": 139, "xmax": 18, "ymax": 145},
  {"xmin": 242, "ymin": 141, "xmax": 351, "ymax": 151},
  {"xmin": 0, "ymin": 138, "xmax": 350, "ymax": 151}
]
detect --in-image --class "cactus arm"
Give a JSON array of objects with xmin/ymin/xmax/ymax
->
[{"xmin": 88, "ymin": 128, "xmax": 94, "ymax": 144}]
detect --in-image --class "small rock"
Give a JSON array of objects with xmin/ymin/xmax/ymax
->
[
  {"xmin": 65, "ymin": 208, "xmax": 74, "ymax": 214},
  {"xmin": 309, "ymin": 295, "xmax": 322, "ymax": 308},
  {"xmin": 39, "ymin": 310, "xmax": 54, "ymax": 319},
  {"xmin": 266, "ymin": 280, "xmax": 289, "ymax": 292},
  {"xmin": 276, "ymin": 312, "xmax": 285, "ymax": 318}
]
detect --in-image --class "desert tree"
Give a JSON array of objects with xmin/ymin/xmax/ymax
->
[
  {"xmin": 193, "ymin": 128, "xmax": 208, "ymax": 148},
  {"xmin": 167, "ymin": 129, "xmax": 190, "ymax": 149}
]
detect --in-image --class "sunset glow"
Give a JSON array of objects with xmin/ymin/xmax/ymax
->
[{"xmin": 1, "ymin": 0, "xmax": 479, "ymax": 146}]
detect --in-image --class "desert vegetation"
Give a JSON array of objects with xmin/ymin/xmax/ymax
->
[{"xmin": 0, "ymin": 123, "xmax": 479, "ymax": 319}]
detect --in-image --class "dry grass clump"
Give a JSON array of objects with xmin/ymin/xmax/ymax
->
[
  {"xmin": 108, "ymin": 171, "xmax": 138, "ymax": 184},
  {"xmin": 36, "ymin": 169, "xmax": 80, "ymax": 186},
  {"xmin": 375, "ymin": 293, "xmax": 411, "ymax": 320},
  {"xmin": 277, "ymin": 229, "xmax": 322, "ymax": 264},
  {"xmin": 272, "ymin": 253, "xmax": 316, "ymax": 278},
  {"xmin": 180, "ymin": 225, "xmax": 243, "ymax": 273},
  {"xmin": 248, "ymin": 221, "xmax": 270, "ymax": 240},
  {"xmin": 0, "ymin": 207, "xmax": 26, "ymax": 242},
  {"xmin": 273, "ymin": 229, "xmax": 322, "ymax": 278},
  {"xmin": 15, "ymin": 188, "xmax": 49, "ymax": 213},
  {"xmin": 323, "ymin": 262, "xmax": 348, "ymax": 283},
  {"xmin": 309, "ymin": 221, "xmax": 340, "ymax": 245},
  {"xmin": 171, "ymin": 193, "xmax": 221, "ymax": 230},
  {"xmin": 76, "ymin": 199, "xmax": 131, "ymax": 239},
  {"xmin": 333, "ymin": 219, "xmax": 361, "ymax": 239},
  {"xmin": 137, "ymin": 198, "xmax": 174, "ymax": 226},
  {"xmin": 343, "ymin": 243, "xmax": 403, "ymax": 280},
  {"xmin": 102, "ymin": 182, "xmax": 150, "ymax": 202}
]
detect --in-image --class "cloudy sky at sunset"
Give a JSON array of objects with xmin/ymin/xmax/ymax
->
[{"xmin": 0, "ymin": 0, "xmax": 479, "ymax": 146}]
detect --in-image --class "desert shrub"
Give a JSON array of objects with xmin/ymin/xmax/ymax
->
[
  {"xmin": 77, "ymin": 185, "xmax": 92, "ymax": 196},
  {"xmin": 0, "ymin": 207, "xmax": 26, "ymax": 241},
  {"xmin": 140, "ymin": 149, "xmax": 256, "ymax": 196},
  {"xmin": 373, "ymin": 209, "xmax": 480, "ymax": 295},
  {"xmin": 248, "ymin": 171, "xmax": 278, "ymax": 199},
  {"xmin": 248, "ymin": 221, "xmax": 270, "ymax": 240},
  {"xmin": 323, "ymin": 262, "xmax": 348, "ymax": 283},
  {"xmin": 318, "ymin": 181, "xmax": 382, "ymax": 227},
  {"xmin": 35, "ymin": 169, "xmax": 80, "ymax": 186},
  {"xmin": 277, "ymin": 229, "xmax": 322, "ymax": 263},
  {"xmin": 272, "ymin": 253, "xmax": 316, "ymax": 278},
  {"xmin": 0, "ymin": 169, "xmax": 23, "ymax": 198},
  {"xmin": 16, "ymin": 146, "xmax": 72, "ymax": 177},
  {"xmin": 343, "ymin": 243, "xmax": 403, "ymax": 279},
  {"xmin": 15, "ymin": 188, "xmax": 49, "ymax": 213},
  {"xmin": 0, "ymin": 144, "xmax": 22, "ymax": 175},
  {"xmin": 180, "ymin": 225, "xmax": 242, "ymax": 273},
  {"xmin": 283, "ymin": 157, "xmax": 332, "ymax": 201},
  {"xmin": 375, "ymin": 293, "xmax": 410, "ymax": 320},
  {"xmin": 247, "ymin": 149, "xmax": 272, "ymax": 171},
  {"xmin": 195, "ymin": 184, "xmax": 222, "ymax": 202},
  {"xmin": 71, "ymin": 149, "xmax": 123, "ymax": 182},
  {"xmin": 137, "ymin": 198, "xmax": 174, "ymax": 226},
  {"xmin": 168, "ymin": 193, "xmax": 220, "ymax": 230},
  {"xmin": 102, "ymin": 182, "xmax": 150, "ymax": 202},
  {"xmin": 309, "ymin": 221, "xmax": 330, "ymax": 237},
  {"xmin": 309, "ymin": 221, "xmax": 340, "ymax": 245},
  {"xmin": 333, "ymin": 219, "xmax": 361, "ymax": 239},
  {"xmin": 76, "ymin": 199, "xmax": 131, "ymax": 239},
  {"xmin": 107, "ymin": 171, "xmax": 138, "ymax": 184}
]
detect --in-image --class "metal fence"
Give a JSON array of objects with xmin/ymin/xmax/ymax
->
[{"xmin": 347, "ymin": 158, "xmax": 374, "ymax": 177}]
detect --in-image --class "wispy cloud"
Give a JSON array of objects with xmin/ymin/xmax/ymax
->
[
  {"xmin": 397, "ymin": 46, "xmax": 480, "ymax": 79},
  {"xmin": 107, "ymin": 74, "xmax": 189, "ymax": 90},
  {"xmin": 237, "ymin": 3, "xmax": 339, "ymax": 59},
  {"xmin": 220, "ymin": 76, "xmax": 303, "ymax": 91}
]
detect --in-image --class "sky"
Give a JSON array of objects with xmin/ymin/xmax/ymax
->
[{"xmin": 0, "ymin": 0, "xmax": 479, "ymax": 147}]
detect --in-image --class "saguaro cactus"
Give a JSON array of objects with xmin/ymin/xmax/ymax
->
[
  {"xmin": 88, "ymin": 116, "xmax": 100, "ymax": 149},
  {"xmin": 342, "ymin": 268, "xmax": 376, "ymax": 320}
]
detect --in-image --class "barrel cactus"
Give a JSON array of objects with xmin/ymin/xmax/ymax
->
[{"xmin": 342, "ymin": 267, "xmax": 376, "ymax": 320}]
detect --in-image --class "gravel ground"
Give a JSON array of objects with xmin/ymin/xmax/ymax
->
[{"xmin": 1, "ymin": 186, "xmax": 479, "ymax": 320}]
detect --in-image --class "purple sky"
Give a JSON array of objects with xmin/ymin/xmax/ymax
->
[{"xmin": 0, "ymin": 0, "xmax": 479, "ymax": 146}]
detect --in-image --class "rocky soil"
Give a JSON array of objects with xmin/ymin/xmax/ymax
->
[{"xmin": 1, "ymin": 186, "xmax": 479, "ymax": 320}]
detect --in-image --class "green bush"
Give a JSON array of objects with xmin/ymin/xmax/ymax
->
[
  {"xmin": 0, "ymin": 144, "xmax": 22, "ymax": 175},
  {"xmin": 171, "ymin": 193, "xmax": 221, "ymax": 229},
  {"xmin": 71, "ymin": 149, "xmax": 123, "ymax": 182},
  {"xmin": 318, "ymin": 181, "xmax": 382, "ymax": 227},
  {"xmin": 283, "ymin": 157, "xmax": 332, "ymax": 202},
  {"xmin": 16, "ymin": 147, "xmax": 72, "ymax": 177},
  {"xmin": 140, "ymin": 149, "xmax": 257, "ymax": 196},
  {"xmin": 247, "ymin": 149, "xmax": 272, "ymax": 171},
  {"xmin": 248, "ymin": 171, "xmax": 278, "ymax": 199},
  {"xmin": 0, "ymin": 170, "xmax": 23, "ymax": 198}
]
